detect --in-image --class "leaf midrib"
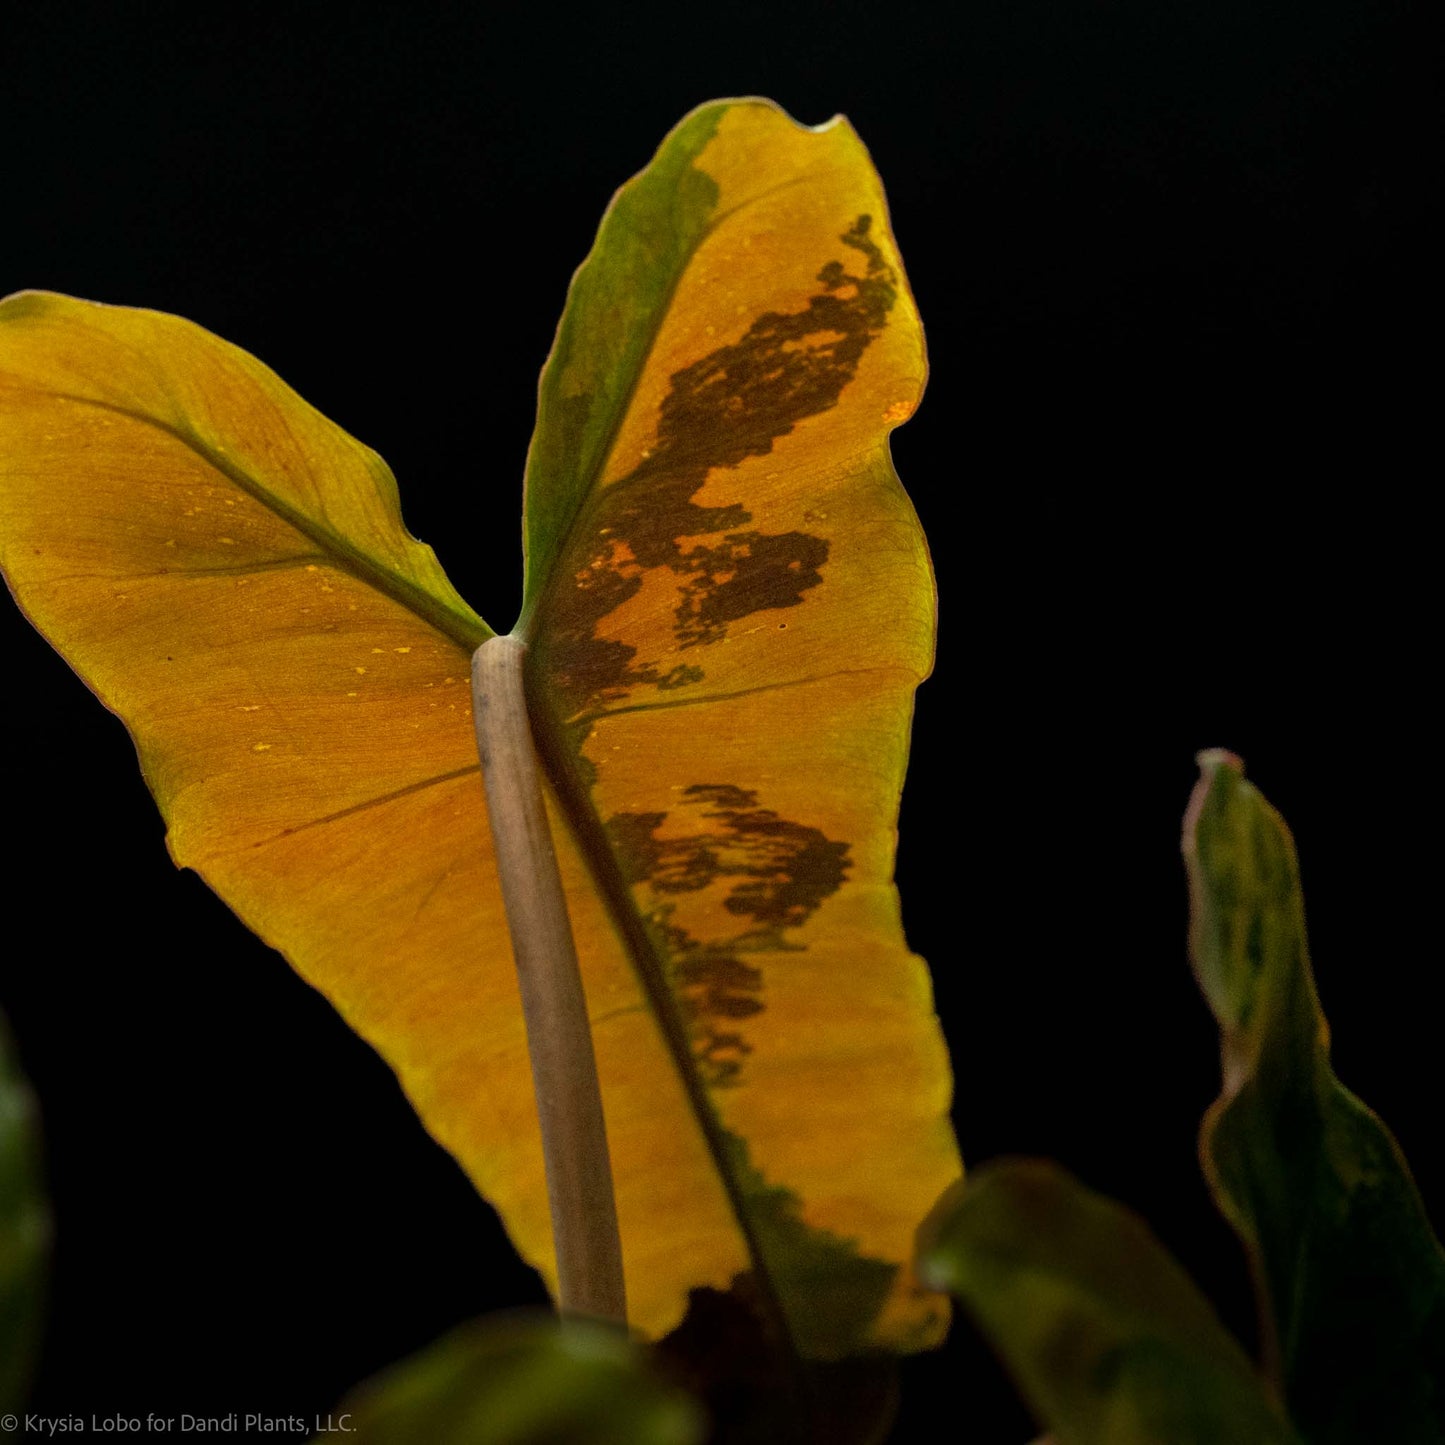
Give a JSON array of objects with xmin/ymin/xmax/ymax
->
[
  {"xmin": 516, "ymin": 134, "xmax": 846, "ymax": 1350},
  {"xmin": 526, "ymin": 679, "xmax": 800, "ymax": 1350},
  {"xmin": 41, "ymin": 390, "xmax": 493, "ymax": 652}
]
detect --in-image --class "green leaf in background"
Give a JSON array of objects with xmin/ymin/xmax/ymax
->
[
  {"xmin": 0, "ymin": 1008, "xmax": 49, "ymax": 1413},
  {"xmin": 917, "ymin": 1160, "xmax": 1299, "ymax": 1445},
  {"xmin": 329, "ymin": 1314, "xmax": 703, "ymax": 1445},
  {"xmin": 1184, "ymin": 749, "xmax": 1445, "ymax": 1442}
]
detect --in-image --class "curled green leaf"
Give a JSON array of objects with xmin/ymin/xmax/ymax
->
[
  {"xmin": 1184, "ymin": 750, "xmax": 1445, "ymax": 1441},
  {"xmin": 917, "ymin": 1160, "xmax": 1298, "ymax": 1445}
]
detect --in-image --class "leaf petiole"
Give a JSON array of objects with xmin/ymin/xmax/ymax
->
[{"xmin": 471, "ymin": 635, "xmax": 627, "ymax": 1325}]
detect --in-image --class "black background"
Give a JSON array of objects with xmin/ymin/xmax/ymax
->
[{"xmin": 1, "ymin": 2, "xmax": 1440, "ymax": 1439}]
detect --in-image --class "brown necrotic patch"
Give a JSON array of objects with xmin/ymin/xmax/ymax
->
[
  {"xmin": 539, "ymin": 216, "xmax": 898, "ymax": 716},
  {"xmin": 607, "ymin": 784, "xmax": 850, "ymax": 1087}
]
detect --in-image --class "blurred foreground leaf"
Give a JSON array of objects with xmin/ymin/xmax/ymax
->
[
  {"xmin": 0, "ymin": 1009, "xmax": 48, "ymax": 1412},
  {"xmin": 917, "ymin": 1161, "xmax": 1298, "ymax": 1444},
  {"xmin": 1184, "ymin": 750, "xmax": 1445, "ymax": 1441},
  {"xmin": 331, "ymin": 1314, "xmax": 703, "ymax": 1445}
]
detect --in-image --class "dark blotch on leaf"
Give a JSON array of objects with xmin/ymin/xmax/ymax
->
[
  {"xmin": 607, "ymin": 784, "xmax": 850, "ymax": 1086},
  {"xmin": 539, "ymin": 216, "xmax": 898, "ymax": 715}
]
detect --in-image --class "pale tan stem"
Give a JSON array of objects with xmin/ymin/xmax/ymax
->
[{"xmin": 471, "ymin": 634, "xmax": 626, "ymax": 1325}]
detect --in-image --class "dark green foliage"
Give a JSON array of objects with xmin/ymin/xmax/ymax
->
[
  {"xmin": 924, "ymin": 752, "xmax": 1445, "ymax": 1444},
  {"xmin": 1185, "ymin": 751, "xmax": 1445, "ymax": 1441},
  {"xmin": 918, "ymin": 1162, "xmax": 1298, "ymax": 1444}
]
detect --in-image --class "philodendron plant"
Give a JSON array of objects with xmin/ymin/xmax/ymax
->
[
  {"xmin": 1, "ymin": 98, "xmax": 955, "ymax": 1439},
  {"xmin": 1, "ymin": 99, "xmax": 1442, "ymax": 1442}
]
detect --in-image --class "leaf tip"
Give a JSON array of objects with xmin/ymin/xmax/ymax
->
[
  {"xmin": 0, "ymin": 289, "xmax": 61, "ymax": 324},
  {"xmin": 1182, "ymin": 747, "xmax": 1246, "ymax": 860},
  {"xmin": 1195, "ymin": 747, "xmax": 1246, "ymax": 777}
]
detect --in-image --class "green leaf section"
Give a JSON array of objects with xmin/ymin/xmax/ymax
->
[
  {"xmin": 516, "ymin": 102, "xmax": 725, "ymax": 629},
  {"xmin": 917, "ymin": 1161, "xmax": 1299, "ymax": 1445},
  {"xmin": 1184, "ymin": 750, "xmax": 1445, "ymax": 1442},
  {"xmin": 328, "ymin": 1314, "xmax": 703, "ymax": 1445},
  {"xmin": 717, "ymin": 1130, "xmax": 897, "ymax": 1359},
  {"xmin": 0, "ymin": 1009, "xmax": 49, "ymax": 1413}
]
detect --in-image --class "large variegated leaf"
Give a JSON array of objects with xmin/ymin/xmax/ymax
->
[{"xmin": 0, "ymin": 99, "xmax": 958, "ymax": 1357}]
